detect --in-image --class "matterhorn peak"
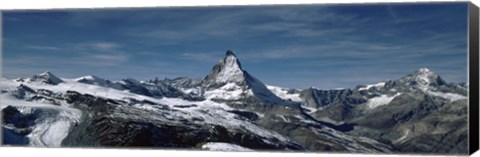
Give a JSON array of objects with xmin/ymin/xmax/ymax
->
[
  {"xmin": 223, "ymin": 50, "xmax": 243, "ymax": 70},
  {"xmin": 203, "ymin": 50, "xmax": 246, "ymax": 85},
  {"xmin": 202, "ymin": 50, "xmax": 286, "ymax": 105},
  {"xmin": 226, "ymin": 49, "xmax": 236, "ymax": 57}
]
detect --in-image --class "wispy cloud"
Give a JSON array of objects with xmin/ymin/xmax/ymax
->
[
  {"xmin": 70, "ymin": 41, "xmax": 122, "ymax": 52},
  {"xmin": 27, "ymin": 45, "xmax": 62, "ymax": 51},
  {"xmin": 118, "ymin": 6, "xmax": 365, "ymax": 43},
  {"xmin": 3, "ymin": 4, "xmax": 468, "ymax": 88},
  {"xmin": 20, "ymin": 41, "xmax": 124, "ymax": 54},
  {"xmin": 91, "ymin": 42, "xmax": 121, "ymax": 51}
]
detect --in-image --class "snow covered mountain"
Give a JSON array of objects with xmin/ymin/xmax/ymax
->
[
  {"xmin": 398, "ymin": 68, "xmax": 447, "ymax": 91},
  {"xmin": 300, "ymin": 68, "xmax": 468, "ymax": 154},
  {"xmin": 2, "ymin": 72, "xmax": 302, "ymax": 149},
  {"xmin": 202, "ymin": 50, "xmax": 286, "ymax": 106},
  {"xmin": 16, "ymin": 71, "xmax": 64, "ymax": 85},
  {"xmin": 1, "ymin": 51, "xmax": 469, "ymax": 154},
  {"xmin": 204, "ymin": 50, "xmax": 246, "ymax": 85}
]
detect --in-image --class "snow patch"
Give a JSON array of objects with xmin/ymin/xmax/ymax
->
[
  {"xmin": 1, "ymin": 78, "xmax": 21, "ymax": 91},
  {"xmin": 366, "ymin": 93, "xmax": 401, "ymax": 109},
  {"xmin": 359, "ymin": 82, "xmax": 385, "ymax": 91},
  {"xmin": 204, "ymin": 83, "xmax": 252, "ymax": 100},
  {"xmin": 180, "ymin": 87, "xmax": 202, "ymax": 96},
  {"xmin": 427, "ymin": 91, "xmax": 466, "ymax": 102},
  {"xmin": 266, "ymin": 85, "xmax": 301, "ymax": 102},
  {"xmin": 34, "ymin": 115, "xmax": 75, "ymax": 147},
  {"xmin": 301, "ymin": 105, "xmax": 319, "ymax": 113},
  {"xmin": 201, "ymin": 142, "xmax": 253, "ymax": 151}
]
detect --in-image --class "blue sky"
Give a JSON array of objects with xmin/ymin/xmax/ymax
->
[{"xmin": 2, "ymin": 2, "xmax": 469, "ymax": 89}]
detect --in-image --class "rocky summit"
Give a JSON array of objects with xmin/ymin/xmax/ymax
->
[{"xmin": 1, "ymin": 50, "xmax": 469, "ymax": 154}]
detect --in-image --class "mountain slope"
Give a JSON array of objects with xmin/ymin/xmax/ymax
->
[
  {"xmin": 2, "ymin": 75, "xmax": 302, "ymax": 149},
  {"xmin": 1, "ymin": 70, "xmax": 391, "ymax": 152},
  {"xmin": 1, "ymin": 52, "xmax": 468, "ymax": 154}
]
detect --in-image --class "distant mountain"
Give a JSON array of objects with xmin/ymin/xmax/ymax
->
[
  {"xmin": 1, "ymin": 50, "xmax": 468, "ymax": 154},
  {"xmin": 300, "ymin": 68, "xmax": 468, "ymax": 154},
  {"xmin": 15, "ymin": 71, "xmax": 64, "ymax": 85}
]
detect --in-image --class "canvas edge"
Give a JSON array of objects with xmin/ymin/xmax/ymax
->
[{"xmin": 468, "ymin": 1, "xmax": 480, "ymax": 155}]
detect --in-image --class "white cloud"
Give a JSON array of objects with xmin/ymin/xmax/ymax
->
[
  {"xmin": 91, "ymin": 42, "xmax": 121, "ymax": 51},
  {"xmin": 68, "ymin": 42, "xmax": 122, "ymax": 52}
]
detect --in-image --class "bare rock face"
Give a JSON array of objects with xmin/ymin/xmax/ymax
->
[{"xmin": 300, "ymin": 88, "xmax": 358, "ymax": 109}]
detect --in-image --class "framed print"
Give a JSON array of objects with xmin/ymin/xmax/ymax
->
[{"xmin": 1, "ymin": 1, "xmax": 479, "ymax": 156}]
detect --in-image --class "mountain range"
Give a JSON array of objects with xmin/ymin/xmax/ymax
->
[{"xmin": 1, "ymin": 50, "xmax": 469, "ymax": 154}]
